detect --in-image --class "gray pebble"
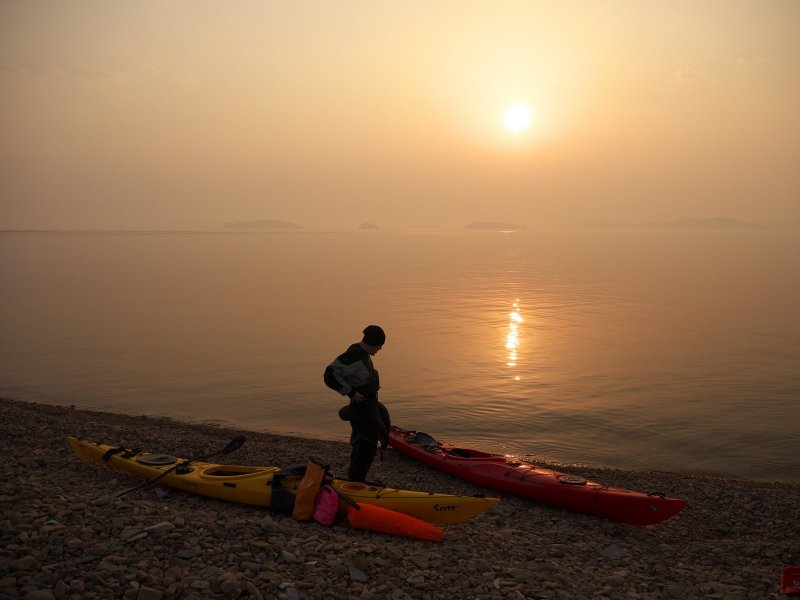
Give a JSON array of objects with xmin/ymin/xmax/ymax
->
[
  {"xmin": 240, "ymin": 561, "xmax": 261, "ymax": 573},
  {"xmin": 491, "ymin": 504, "xmax": 516, "ymax": 517},
  {"xmin": 136, "ymin": 587, "xmax": 163, "ymax": 600},
  {"xmin": 667, "ymin": 583, "xmax": 686, "ymax": 598},
  {"xmin": 10, "ymin": 556, "xmax": 39, "ymax": 571},
  {"xmin": 245, "ymin": 581, "xmax": 264, "ymax": 600},
  {"xmin": 602, "ymin": 545, "xmax": 625, "ymax": 560},
  {"xmin": 143, "ymin": 521, "xmax": 175, "ymax": 533},
  {"xmin": 22, "ymin": 591, "xmax": 55, "ymax": 600},
  {"xmin": 348, "ymin": 565, "xmax": 369, "ymax": 582}
]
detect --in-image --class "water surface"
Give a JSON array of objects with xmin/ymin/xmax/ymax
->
[{"xmin": 1, "ymin": 229, "xmax": 797, "ymax": 482}]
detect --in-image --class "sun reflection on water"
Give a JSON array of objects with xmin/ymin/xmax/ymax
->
[{"xmin": 506, "ymin": 300, "xmax": 523, "ymax": 376}]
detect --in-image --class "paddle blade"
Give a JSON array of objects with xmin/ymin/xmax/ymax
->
[{"xmin": 220, "ymin": 435, "xmax": 246, "ymax": 455}]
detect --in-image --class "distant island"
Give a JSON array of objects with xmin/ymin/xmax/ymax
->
[
  {"xmin": 643, "ymin": 217, "xmax": 768, "ymax": 230},
  {"xmin": 563, "ymin": 217, "xmax": 799, "ymax": 231},
  {"xmin": 358, "ymin": 222, "xmax": 379, "ymax": 230},
  {"xmin": 223, "ymin": 220, "xmax": 302, "ymax": 230},
  {"xmin": 465, "ymin": 222, "xmax": 527, "ymax": 230}
]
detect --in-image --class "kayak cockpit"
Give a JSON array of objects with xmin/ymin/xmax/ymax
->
[
  {"xmin": 194, "ymin": 465, "xmax": 279, "ymax": 479},
  {"xmin": 444, "ymin": 446, "xmax": 508, "ymax": 462}
]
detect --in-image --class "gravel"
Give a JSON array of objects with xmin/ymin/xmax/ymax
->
[{"xmin": 1, "ymin": 397, "xmax": 797, "ymax": 599}]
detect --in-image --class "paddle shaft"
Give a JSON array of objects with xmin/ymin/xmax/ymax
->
[{"xmin": 336, "ymin": 488, "xmax": 361, "ymax": 510}]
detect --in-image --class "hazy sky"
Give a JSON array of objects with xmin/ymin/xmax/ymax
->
[{"xmin": 2, "ymin": 1, "xmax": 798, "ymax": 230}]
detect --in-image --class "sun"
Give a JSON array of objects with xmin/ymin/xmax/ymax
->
[{"xmin": 503, "ymin": 103, "xmax": 532, "ymax": 133}]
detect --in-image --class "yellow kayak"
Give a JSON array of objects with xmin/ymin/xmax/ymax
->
[{"xmin": 68, "ymin": 437, "xmax": 499, "ymax": 525}]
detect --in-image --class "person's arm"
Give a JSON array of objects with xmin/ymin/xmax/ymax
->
[
  {"xmin": 324, "ymin": 362, "xmax": 354, "ymax": 397},
  {"xmin": 324, "ymin": 348, "xmax": 368, "ymax": 403}
]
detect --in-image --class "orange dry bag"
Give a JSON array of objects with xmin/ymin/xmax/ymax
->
[
  {"xmin": 347, "ymin": 503, "xmax": 444, "ymax": 542},
  {"xmin": 292, "ymin": 460, "xmax": 327, "ymax": 521}
]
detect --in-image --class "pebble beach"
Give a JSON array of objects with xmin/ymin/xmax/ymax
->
[{"xmin": 1, "ymin": 397, "xmax": 797, "ymax": 600}]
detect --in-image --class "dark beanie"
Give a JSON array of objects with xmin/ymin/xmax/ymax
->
[{"xmin": 362, "ymin": 325, "xmax": 386, "ymax": 346}]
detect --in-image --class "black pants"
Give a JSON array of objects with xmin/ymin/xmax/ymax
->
[{"xmin": 348, "ymin": 436, "xmax": 377, "ymax": 482}]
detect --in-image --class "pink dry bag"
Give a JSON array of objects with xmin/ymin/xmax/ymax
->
[{"xmin": 312, "ymin": 484, "xmax": 339, "ymax": 526}]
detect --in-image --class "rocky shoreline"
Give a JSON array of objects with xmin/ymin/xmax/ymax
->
[{"xmin": 0, "ymin": 397, "xmax": 797, "ymax": 599}]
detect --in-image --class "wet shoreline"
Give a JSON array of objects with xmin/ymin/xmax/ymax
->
[{"xmin": 1, "ymin": 397, "xmax": 797, "ymax": 599}]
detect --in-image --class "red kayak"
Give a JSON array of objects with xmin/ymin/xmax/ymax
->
[{"xmin": 388, "ymin": 426, "xmax": 687, "ymax": 526}]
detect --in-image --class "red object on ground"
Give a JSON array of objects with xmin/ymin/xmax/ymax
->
[
  {"xmin": 347, "ymin": 502, "xmax": 444, "ymax": 542},
  {"xmin": 781, "ymin": 566, "xmax": 800, "ymax": 595},
  {"xmin": 388, "ymin": 426, "xmax": 688, "ymax": 527}
]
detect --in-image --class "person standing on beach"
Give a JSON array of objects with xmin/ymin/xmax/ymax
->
[{"xmin": 323, "ymin": 325, "xmax": 391, "ymax": 481}]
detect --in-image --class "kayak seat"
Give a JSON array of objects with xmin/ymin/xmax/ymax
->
[
  {"xmin": 448, "ymin": 448, "xmax": 475, "ymax": 458},
  {"xmin": 206, "ymin": 469, "xmax": 247, "ymax": 477}
]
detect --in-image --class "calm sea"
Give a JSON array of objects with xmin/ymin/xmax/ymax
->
[{"xmin": 1, "ymin": 230, "xmax": 798, "ymax": 482}]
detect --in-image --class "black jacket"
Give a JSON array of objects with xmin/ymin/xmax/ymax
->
[
  {"xmin": 324, "ymin": 343, "xmax": 380, "ymax": 399},
  {"xmin": 324, "ymin": 343, "xmax": 390, "ymax": 445}
]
